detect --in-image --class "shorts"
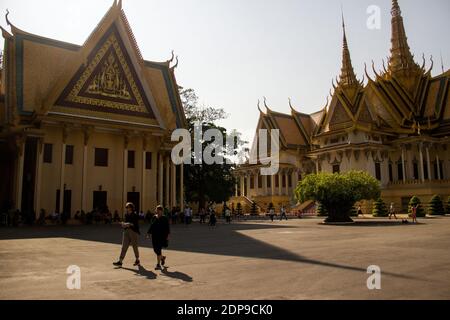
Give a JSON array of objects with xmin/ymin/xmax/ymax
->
[{"xmin": 152, "ymin": 238, "xmax": 167, "ymax": 256}]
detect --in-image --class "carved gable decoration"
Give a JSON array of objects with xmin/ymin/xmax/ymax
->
[
  {"xmin": 358, "ymin": 103, "xmax": 374, "ymax": 123},
  {"xmin": 56, "ymin": 24, "xmax": 155, "ymax": 118},
  {"xmin": 330, "ymin": 101, "xmax": 352, "ymax": 125}
]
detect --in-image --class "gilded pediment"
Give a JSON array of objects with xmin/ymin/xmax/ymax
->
[{"xmin": 56, "ymin": 24, "xmax": 155, "ymax": 118}]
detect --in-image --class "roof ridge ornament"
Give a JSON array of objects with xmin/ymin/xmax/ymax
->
[
  {"xmin": 5, "ymin": 9, "xmax": 11, "ymax": 26},
  {"xmin": 167, "ymin": 50, "xmax": 175, "ymax": 64},
  {"xmin": 257, "ymin": 99, "xmax": 264, "ymax": 114}
]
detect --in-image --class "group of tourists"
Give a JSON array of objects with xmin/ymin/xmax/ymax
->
[
  {"xmin": 268, "ymin": 205, "xmax": 289, "ymax": 222},
  {"xmin": 113, "ymin": 203, "xmax": 170, "ymax": 270}
]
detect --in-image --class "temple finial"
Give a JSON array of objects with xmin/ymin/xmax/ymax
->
[
  {"xmin": 338, "ymin": 8, "xmax": 359, "ymax": 87},
  {"xmin": 388, "ymin": 0, "xmax": 420, "ymax": 74}
]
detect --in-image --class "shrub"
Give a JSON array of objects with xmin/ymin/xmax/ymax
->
[
  {"xmin": 428, "ymin": 195, "xmax": 445, "ymax": 216},
  {"xmin": 372, "ymin": 198, "xmax": 388, "ymax": 217},
  {"xmin": 408, "ymin": 196, "xmax": 425, "ymax": 217},
  {"xmin": 250, "ymin": 201, "xmax": 258, "ymax": 215}
]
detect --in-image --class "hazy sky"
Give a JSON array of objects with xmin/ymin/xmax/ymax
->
[{"xmin": 1, "ymin": 0, "xmax": 449, "ymax": 143}]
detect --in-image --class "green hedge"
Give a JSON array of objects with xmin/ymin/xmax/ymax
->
[{"xmin": 428, "ymin": 195, "xmax": 445, "ymax": 216}]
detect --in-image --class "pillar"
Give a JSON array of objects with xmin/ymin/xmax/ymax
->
[
  {"xmin": 254, "ymin": 173, "xmax": 258, "ymax": 196},
  {"xmin": 284, "ymin": 172, "xmax": 289, "ymax": 195},
  {"xmin": 81, "ymin": 130, "xmax": 90, "ymax": 212},
  {"xmin": 436, "ymin": 154, "xmax": 441, "ymax": 180},
  {"xmin": 401, "ymin": 146, "xmax": 406, "ymax": 182},
  {"xmin": 240, "ymin": 176, "xmax": 245, "ymax": 197},
  {"xmin": 426, "ymin": 146, "xmax": 431, "ymax": 181},
  {"xmin": 171, "ymin": 161, "xmax": 176, "ymax": 208},
  {"xmin": 59, "ymin": 132, "xmax": 67, "ymax": 214},
  {"xmin": 278, "ymin": 172, "xmax": 282, "ymax": 195},
  {"xmin": 271, "ymin": 174, "xmax": 275, "ymax": 196},
  {"xmin": 15, "ymin": 138, "xmax": 25, "ymax": 211},
  {"xmin": 246, "ymin": 174, "xmax": 250, "ymax": 198},
  {"xmin": 418, "ymin": 143, "xmax": 425, "ymax": 182},
  {"xmin": 235, "ymin": 182, "xmax": 238, "ymax": 197},
  {"xmin": 141, "ymin": 144, "xmax": 146, "ymax": 212},
  {"xmin": 123, "ymin": 135, "xmax": 128, "ymax": 211},
  {"xmin": 165, "ymin": 156, "xmax": 170, "ymax": 207},
  {"xmin": 158, "ymin": 153, "xmax": 164, "ymax": 205},
  {"xmin": 34, "ymin": 138, "xmax": 44, "ymax": 214},
  {"xmin": 262, "ymin": 173, "xmax": 267, "ymax": 196},
  {"xmin": 180, "ymin": 164, "xmax": 184, "ymax": 210}
]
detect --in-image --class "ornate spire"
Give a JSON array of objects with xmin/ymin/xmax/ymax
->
[
  {"xmin": 388, "ymin": 0, "xmax": 420, "ymax": 74},
  {"xmin": 338, "ymin": 12, "xmax": 359, "ymax": 87}
]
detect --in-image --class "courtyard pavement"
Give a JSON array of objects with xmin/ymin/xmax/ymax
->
[{"xmin": 1, "ymin": 217, "xmax": 450, "ymax": 300}]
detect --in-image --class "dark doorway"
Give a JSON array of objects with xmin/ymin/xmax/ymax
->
[
  {"xmin": 93, "ymin": 191, "xmax": 107, "ymax": 211},
  {"xmin": 63, "ymin": 190, "xmax": 72, "ymax": 218},
  {"xmin": 127, "ymin": 192, "xmax": 140, "ymax": 213},
  {"xmin": 21, "ymin": 138, "xmax": 38, "ymax": 222}
]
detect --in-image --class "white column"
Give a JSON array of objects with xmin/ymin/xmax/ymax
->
[
  {"xmin": 141, "ymin": 149, "xmax": 146, "ymax": 212},
  {"xmin": 180, "ymin": 164, "xmax": 184, "ymax": 210},
  {"xmin": 123, "ymin": 138, "xmax": 128, "ymax": 210},
  {"xmin": 158, "ymin": 153, "xmax": 164, "ymax": 205},
  {"xmin": 262, "ymin": 173, "xmax": 267, "ymax": 196},
  {"xmin": 254, "ymin": 174, "xmax": 258, "ymax": 196},
  {"xmin": 15, "ymin": 139, "xmax": 25, "ymax": 211},
  {"xmin": 419, "ymin": 143, "xmax": 425, "ymax": 182},
  {"xmin": 436, "ymin": 154, "xmax": 441, "ymax": 180},
  {"xmin": 81, "ymin": 144, "xmax": 88, "ymax": 212},
  {"xmin": 165, "ymin": 156, "xmax": 170, "ymax": 207},
  {"xmin": 240, "ymin": 176, "xmax": 245, "ymax": 197},
  {"xmin": 401, "ymin": 147, "xmax": 406, "ymax": 182},
  {"xmin": 59, "ymin": 142, "xmax": 66, "ymax": 214},
  {"xmin": 34, "ymin": 139, "xmax": 44, "ymax": 214},
  {"xmin": 426, "ymin": 146, "xmax": 431, "ymax": 181},
  {"xmin": 171, "ymin": 161, "xmax": 176, "ymax": 208},
  {"xmin": 278, "ymin": 172, "xmax": 282, "ymax": 195},
  {"xmin": 246, "ymin": 174, "xmax": 250, "ymax": 198},
  {"xmin": 284, "ymin": 172, "xmax": 289, "ymax": 195},
  {"xmin": 235, "ymin": 182, "xmax": 238, "ymax": 197},
  {"xmin": 271, "ymin": 174, "xmax": 275, "ymax": 196}
]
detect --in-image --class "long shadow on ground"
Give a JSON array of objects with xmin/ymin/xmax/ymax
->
[{"xmin": 0, "ymin": 222, "xmax": 426, "ymax": 282}]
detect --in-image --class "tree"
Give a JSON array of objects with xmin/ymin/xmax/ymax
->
[
  {"xmin": 250, "ymin": 201, "xmax": 258, "ymax": 216},
  {"xmin": 372, "ymin": 198, "xmax": 388, "ymax": 217},
  {"xmin": 295, "ymin": 171, "xmax": 381, "ymax": 222},
  {"xmin": 428, "ymin": 195, "xmax": 445, "ymax": 216},
  {"xmin": 408, "ymin": 196, "xmax": 425, "ymax": 217},
  {"xmin": 180, "ymin": 88, "xmax": 248, "ymax": 210}
]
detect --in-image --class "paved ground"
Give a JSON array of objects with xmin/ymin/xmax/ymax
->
[{"xmin": 1, "ymin": 216, "xmax": 450, "ymax": 300}]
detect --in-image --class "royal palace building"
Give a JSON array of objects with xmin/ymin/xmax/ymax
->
[
  {"xmin": 231, "ymin": 0, "xmax": 450, "ymax": 213},
  {"xmin": 0, "ymin": 0, "xmax": 187, "ymax": 217}
]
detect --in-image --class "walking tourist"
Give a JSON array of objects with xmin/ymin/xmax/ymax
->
[
  {"xmin": 113, "ymin": 202, "xmax": 140, "ymax": 267},
  {"xmin": 411, "ymin": 204, "xmax": 418, "ymax": 224},
  {"xmin": 389, "ymin": 203, "xmax": 398, "ymax": 220},
  {"xmin": 269, "ymin": 207, "xmax": 275, "ymax": 222},
  {"xmin": 280, "ymin": 206, "xmax": 288, "ymax": 221},
  {"xmin": 147, "ymin": 206, "xmax": 170, "ymax": 270}
]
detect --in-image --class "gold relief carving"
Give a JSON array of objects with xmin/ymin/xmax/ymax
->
[
  {"xmin": 87, "ymin": 53, "xmax": 132, "ymax": 100},
  {"xmin": 61, "ymin": 27, "xmax": 150, "ymax": 115}
]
